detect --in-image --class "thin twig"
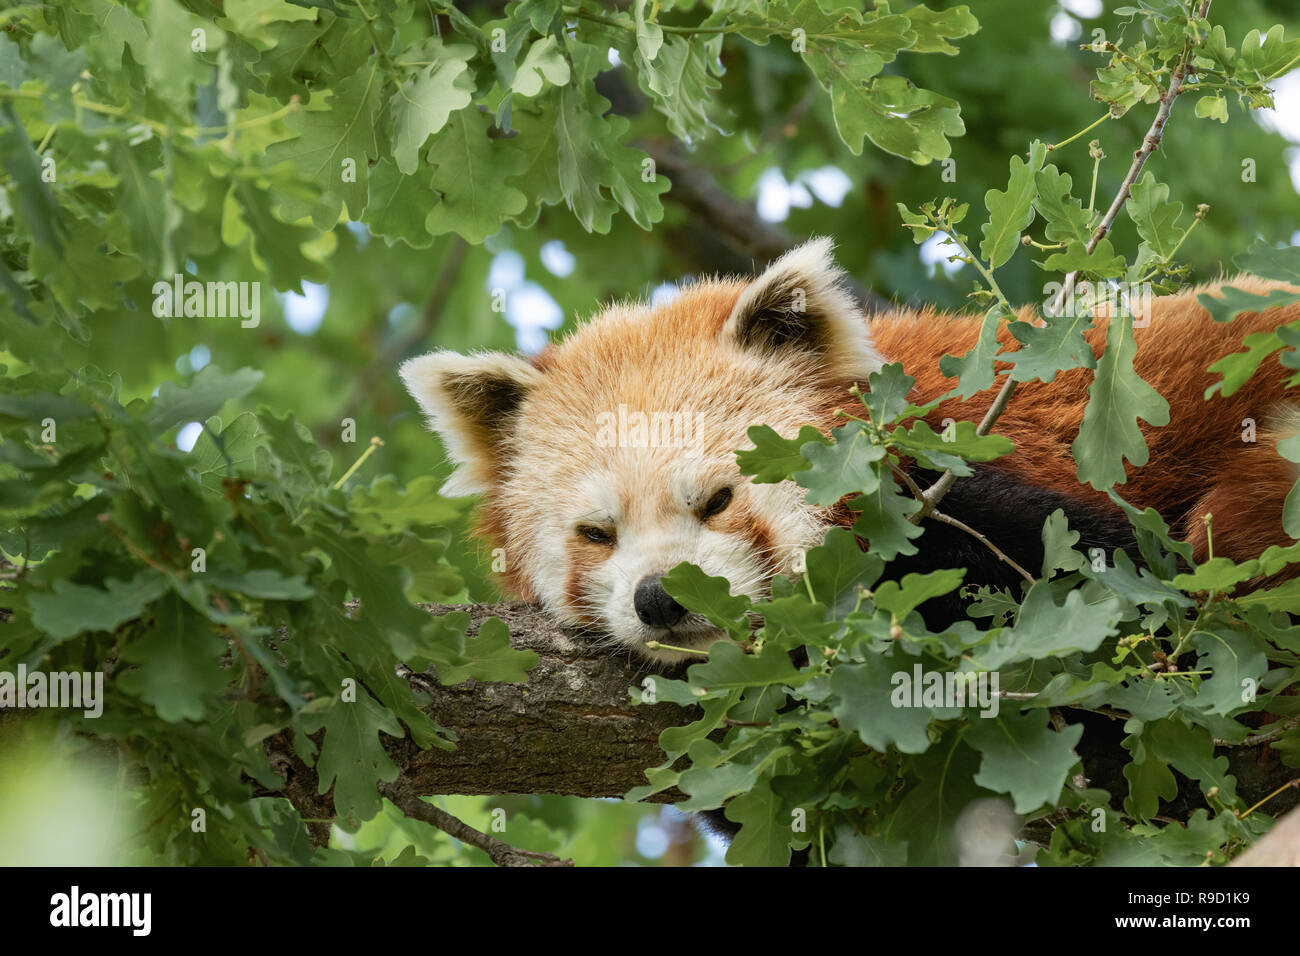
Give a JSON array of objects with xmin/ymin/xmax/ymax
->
[
  {"xmin": 892, "ymin": 463, "xmax": 1036, "ymax": 584},
  {"xmin": 916, "ymin": 0, "xmax": 1212, "ymax": 519},
  {"xmin": 1238, "ymin": 779, "xmax": 1300, "ymax": 821},
  {"xmin": 378, "ymin": 777, "xmax": 574, "ymax": 867},
  {"xmin": 330, "ymin": 238, "xmax": 469, "ymax": 436},
  {"xmin": 1214, "ymin": 715, "xmax": 1300, "ymax": 748},
  {"xmin": 639, "ymin": 141, "xmax": 894, "ymax": 316},
  {"xmin": 890, "ymin": 462, "xmax": 925, "ymax": 500},
  {"xmin": 929, "ymin": 509, "xmax": 1037, "ymax": 585}
]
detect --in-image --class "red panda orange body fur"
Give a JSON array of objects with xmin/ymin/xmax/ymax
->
[{"xmin": 869, "ymin": 275, "xmax": 1298, "ymax": 571}]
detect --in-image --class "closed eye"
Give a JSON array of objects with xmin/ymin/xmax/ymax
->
[
  {"xmin": 578, "ymin": 524, "xmax": 616, "ymax": 546},
  {"xmin": 700, "ymin": 487, "xmax": 732, "ymax": 521}
]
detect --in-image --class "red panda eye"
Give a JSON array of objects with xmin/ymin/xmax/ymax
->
[
  {"xmin": 578, "ymin": 525, "xmax": 616, "ymax": 546},
  {"xmin": 701, "ymin": 487, "xmax": 733, "ymax": 520}
]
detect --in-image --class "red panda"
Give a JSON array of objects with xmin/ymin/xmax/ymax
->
[{"xmin": 400, "ymin": 238, "xmax": 1300, "ymax": 666}]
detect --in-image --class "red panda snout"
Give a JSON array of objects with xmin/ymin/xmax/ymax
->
[
  {"xmin": 632, "ymin": 575, "xmax": 688, "ymax": 628},
  {"xmin": 542, "ymin": 471, "xmax": 798, "ymax": 667}
]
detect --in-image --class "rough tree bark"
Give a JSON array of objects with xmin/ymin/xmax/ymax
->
[
  {"xmin": 265, "ymin": 601, "xmax": 694, "ymax": 847},
  {"xmin": 383, "ymin": 602, "xmax": 688, "ymax": 802}
]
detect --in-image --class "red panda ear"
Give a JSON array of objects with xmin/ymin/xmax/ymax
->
[
  {"xmin": 399, "ymin": 350, "xmax": 542, "ymax": 496},
  {"xmin": 721, "ymin": 236, "xmax": 883, "ymax": 380}
]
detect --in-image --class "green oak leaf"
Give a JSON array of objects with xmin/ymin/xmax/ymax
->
[
  {"xmin": 851, "ymin": 469, "xmax": 924, "ymax": 559},
  {"xmin": 507, "ymin": 97, "xmax": 566, "ymax": 228},
  {"xmin": 363, "ymin": 159, "xmax": 437, "ymax": 248},
  {"xmin": 1185, "ymin": 628, "xmax": 1269, "ymax": 717},
  {"xmin": 1040, "ymin": 508, "xmax": 1085, "ymax": 576},
  {"xmin": 661, "ymin": 562, "xmax": 752, "ymax": 638},
  {"xmin": 736, "ymin": 424, "xmax": 828, "ymax": 484},
  {"xmin": 967, "ymin": 708, "xmax": 1083, "ymax": 813},
  {"xmin": 678, "ymin": 736, "xmax": 793, "ymax": 811},
  {"xmin": 1205, "ymin": 328, "xmax": 1293, "ymax": 398},
  {"xmin": 1007, "ymin": 309, "xmax": 1096, "ymax": 383},
  {"xmin": 435, "ymin": 616, "xmax": 539, "ymax": 684},
  {"xmin": 939, "ymin": 305, "xmax": 1009, "ymax": 399},
  {"xmin": 1147, "ymin": 719, "xmax": 1240, "ymax": 807},
  {"xmin": 108, "ymin": 138, "xmax": 180, "ymax": 276},
  {"xmin": 1032, "ymin": 164, "xmax": 1091, "ymax": 244},
  {"xmin": 1199, "ymin": 286, "xmax": 1300, "ymax": 326},
  {"xmin": 797, "ymin": 422, "xmax": 886, "ymax": 505},
  {"xmin": 265, "ymin": 62, "xmax": 385, "ymax": 221},
  {"xmin": 553, "ymin": 83, "xmax": 668, "ymax": 232},
  {"xmin": 389, "ymin": 41, "xmax": 475, "ymax": 174},
  {"xmin": 1236, "ymin": 240, "xmax": 1300, "ymax": 282},
  {"xmin": 830, "ymin": 647, "xmax": 936, "ymax": 753},
  {"xmin": 118, "ymin": 593, "xmax": 230, "ymax": 722},
  {"xmin": 974, "ymin": 581, "xmax": 1121, "ymax": 669},
  {"xmin": 204, "ymin": 569, "xmax": 314, "ymax": 600},
  {"xmin": 298, "ymin": 687, "xmax": 403, "ymax": 825},
  {"xmin": 843, "ymin": 76, "xmax": 963, "ymax": 164},
  {"xmin": 1194, "ymin": 92, "xmax": 1228, "ymax": 122},
  {"xmin": 903, "ymin": 4, "xmax": 980, "ymax": 54},
  {"xmin": 29, "ymin": 570, "xmax": 171, "ymax": 640},
  {"xmin": 862, "ymin": 362, "xmax": 916, "ymax": 426},
  {"xmin": 145, "ymin": 366, "xmax": 263, "ymax": 434},
  {"xmin": 1125, "ymin": 171, "xmax": 1184, "ymax": 259},
  {"xmin": 510, "ymin": 36, "xmax": 570, "ymax": 97},
  {"xmin": 256, "ymin": 406, "xmax": 333, "ymax": 491},
  {"xmin": 1280, "ymin": 431, "xmax": 1300, "ymax": 537},
  {"xmin": 1122, "ymin": 721, "xmax": 1179, "ymax": 821},
  {"xmin": 891, "ymin": 419, "xmax": 1013, "ymax": 464},
  {"xmin": 691, "ymin": 642, "xmax": 800, "ymax": 686},
  {"xmin": 223, "ymin": 179, "xmax": 329, "ymax": 291},
  {"xmin": 980, "ymin": 140, "xmax": 1046, "ymax": 268},
  {"xmin": 724, "ymin": 784, "xmax": 794, "ymax": 866},
  {"xmin": 884, "ymin": 734, "xmax": 985, "ymax": 865},
  {"xmin": 804, "ymin": 526, "xmax": 884, "ymax": 615},
  {"xmin": 145, "ymin": 0, "xmax": 223, "ymax": 112},
  {"xmin": 638, "ymin": 34, "xmax": 719, "ymax": 141},
  {"xmin": 1041, "ymin": 238, "xmax": 1126, "ymax": 277},
  {"xmin": 425, "ymin": 109, "xmax": 528, "ymax": 243},
  {"xmin": 1171, "ymin": 557, "xmax": 1259, "ymax": 593},
  {"xmin": 1239, "ymin": 24, "xmax": 1300, "ymax": 78},
  {"xmin": 349, "ymin": 474, "xmax": 463, "ymax": 534},
  {"xmin": 872, "ymin": 569, "xmax": 965, "ymax": 623},
  {"xmin": 1072, "ymin": 311, "xmax": 1170, "ymax": 490}
]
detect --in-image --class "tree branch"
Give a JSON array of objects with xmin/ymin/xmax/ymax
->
[
  {"xmin": 378, "ymin": 775, "xmax": 573, "ymax": 866},
  {"xmin": 258, "ymin": 601, "xmax": 696, "ymax": 817},
  {"xmin": 330, "ymin": 237, "xmax": 469, "ymax": 436},
  {"xmin": 258, "ymin": 593, "xmax": 1299, "ymax": 862},
  {"xmin": 640, "ymin": 140, "xmax": 894, "ymax": 316}
]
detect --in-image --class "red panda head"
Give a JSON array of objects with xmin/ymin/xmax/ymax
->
[{"xmin": 401, "ymin": 238, "xmax": 884, "ymax": 665}]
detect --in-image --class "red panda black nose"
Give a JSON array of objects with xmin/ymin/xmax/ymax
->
[{"xmin": 634, "ymin": 575, "xmax": 687, "ymax": 629}]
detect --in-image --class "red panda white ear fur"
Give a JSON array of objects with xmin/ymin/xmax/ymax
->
[
  {"xmin": 722, "ymin": 236, "xmax": 883, "ymax": 381},
  {"xmin": 399, "ymin": 350, "xmax": 542, "ymax": 496}
]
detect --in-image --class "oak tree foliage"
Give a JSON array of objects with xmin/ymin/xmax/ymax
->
[{"xmin": 2, "ymin": 0, "xmax": 1300, "ymax": 865}]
